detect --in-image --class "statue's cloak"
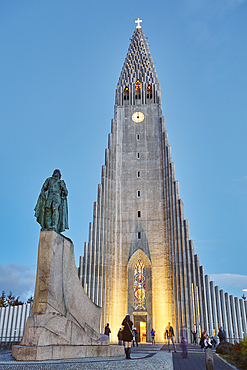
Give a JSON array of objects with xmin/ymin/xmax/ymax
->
[{"xmin": 34, "ymin": 193, "xmax": 69, "ymax": 233}]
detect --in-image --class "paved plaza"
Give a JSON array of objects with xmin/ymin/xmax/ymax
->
[{"xmin": 0, "ymin": 344, "xmax": 238, "ymax": 370}]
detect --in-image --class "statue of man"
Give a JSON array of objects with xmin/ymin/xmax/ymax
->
[{"xmin": 34, "ymin": 169, "xmax": 69, "ymax": 233}]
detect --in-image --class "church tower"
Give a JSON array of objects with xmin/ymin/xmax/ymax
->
[{"xmin": 79, "ymin": 20, "xmax": 247, "ymax": 343}]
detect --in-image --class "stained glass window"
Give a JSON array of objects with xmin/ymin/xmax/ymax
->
[
  {"xmin": 135, "ymin": 80, "xmax": 141, "ymax": 99},
  {"xmin": 134, "ymin": 260, "xmax": 146, "ymax": 310},
  {"xmin": 135, "ymin": 80, "xmax": 141, "ymax": 91}
]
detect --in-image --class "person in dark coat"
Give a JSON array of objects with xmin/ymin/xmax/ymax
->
[
  {"xmin": 117, "ymin": 328, "xmax": 123, "ymax": 345},
  {"xmin": 191, "ymin": 329, "xmax": 197, "ymax": 344},
  {"xmin": 217, "ymin": 327, "xmax": 226, "ymax": 342},
  {"xmin": 104, "ymin": 323, "xmax": 111, "ymax": 336},
  {"xmin": 121, "ymin": 314, "xmax": 133, "ymax": 359},
  {"xmin": 200, "ymin": 331, "xmax": 206, "ymax": 350}
]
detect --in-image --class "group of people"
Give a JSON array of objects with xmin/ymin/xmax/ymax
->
[
  {"xmin": 105, "ymin": 318, "xmax": 227, "ymax": 360},
  {"xmin": 104, "ymin": 318, "xmax": 177, "ymax": 360},
  {"xmin": 199, "ymin": 327, "xmax": 226, "ymax": 350}
]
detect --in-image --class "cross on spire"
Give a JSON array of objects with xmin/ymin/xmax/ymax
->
[{"xmin": 135, "ymin": 18, "xmax": 142, "ymax": 28}]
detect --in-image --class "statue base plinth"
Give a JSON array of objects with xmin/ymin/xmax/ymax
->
[{"xmin": 12, "ymin": 344, "xmax": 123, "ymax": 361}]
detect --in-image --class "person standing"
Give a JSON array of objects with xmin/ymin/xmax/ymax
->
[
  {"xmin": 151, "ymin": 328, "xmax": 156, "ymax": 344},
  {"xmin": 117, "ymin": 328, "xmax": 123, "ymax": 345},
  {"xmin": 132, "ymin": 327, "xmax": 138, "ymax": 347},
  {"xmin": 200, "ymin": 331, "xmax": 206, "ymax": 350},
  {"xmin": 104, "ymin": 323, "xmax": 111, "ymax": 337},
  {"xmin": 121, "ymin": 314, "xmax": 133, "ymax": 359},
  {"xmin": 165, "ymin": 322, "xmax": 177, "ymax": 353},
  {"xmin": 217, "ymin": 327, "xmax": 226, "ymax": 342},
  {"xmin": 191, "ymin": 329, "xmax": 197, "ymax": 344}
]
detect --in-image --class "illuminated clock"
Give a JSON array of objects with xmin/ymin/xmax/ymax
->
[{"xmin": 132, "ymin": 111, "xmax": 145, "ymax": 123}]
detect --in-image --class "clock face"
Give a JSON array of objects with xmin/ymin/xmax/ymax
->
[{"xmin": 132, "ymin": 111, "xmax": 145, "ymax": 123}]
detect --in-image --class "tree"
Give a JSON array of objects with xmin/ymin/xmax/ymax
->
[
  {"xmin": 6, "ymin": 291, "xmax": 23, "ymax": 306},
  {"xmin": 27, "ymin": 296, "xmax": 34, "ymax": 304},
  {"xmin": 0, "ymin": 291, "xmax": 7, "ymax": 307}
]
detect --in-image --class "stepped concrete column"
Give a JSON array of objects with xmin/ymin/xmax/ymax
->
[
  {"xmin": 87, "ymin": 223, "xmax": 93, "ymax": 299},
  {"xmin": 205, "ymin": 276, "xmax": 214, "ymax": 336},
  {"xmin": 189, "ymin": 240, "xmax": 200, "ymax": 340},
  {"xmin": 195, "ymin": 256, "xmax": 205, "ymax": 334},
  {"xmin": 210, "ymin": 281, "xmax": 219, "ymax": 339},
  {"xmin": 220, "ymin": 290, "xmax": 229, "ymax": 340},
  {"xmin": 215, "ymin": 286, "xmax": 223, "ymax": 341},
  {"xmin": 240, "ymin": 299, "xmax": 247, "ymax": 337},
  {"xmin": 200, "ymin": 266, "xmax": 208, "ymax": 332},
  {"xmin": 235, "ymin": 297, "xmax": 243, "ymax": 340},
  {"xmin": 225, "ymin": 293, "xmax": 234, "ymax": 343},
  {"xmin": 230, "ymin": 295, "xmax": 238, "ymax": 342},
  {"xmin": 83, "ymin": 242, "xmax": 89, "ymax": 292}
]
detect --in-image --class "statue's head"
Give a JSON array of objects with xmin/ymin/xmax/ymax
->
[{"xmin": 52, "ymin": 169, "xmax": 61, "ymax": 179}]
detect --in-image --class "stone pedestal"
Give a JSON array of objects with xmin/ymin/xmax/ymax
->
[
  {"xmin": 12, "ymin": 231, "xmax": 124, "ymax": 361},
  {"xmin": 205, "ymin": 348, "xmax": 214, "ymax": 370}
]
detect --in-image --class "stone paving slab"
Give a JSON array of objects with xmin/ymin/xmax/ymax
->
[
  {"xmin": 0, "ymin": 344, "xmax": 172, "ymax": 370},
  {"xmin": 0, "ymin": 343, "xmax": 237, "ymax": 370}
]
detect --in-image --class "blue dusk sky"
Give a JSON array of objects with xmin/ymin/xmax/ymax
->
[{"xmin": 0, "ymin": 0, "xmax": 246, "ymax": 303}]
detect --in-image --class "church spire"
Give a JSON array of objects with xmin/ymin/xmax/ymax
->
[{"xmin": 116, "ymin": 20, "xmax": 160, "ymax": 106}]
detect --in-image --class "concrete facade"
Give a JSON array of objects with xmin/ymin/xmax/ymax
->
[{"xmin": 78, "ymin": 23, "xmax": 247, "ymax": 344}]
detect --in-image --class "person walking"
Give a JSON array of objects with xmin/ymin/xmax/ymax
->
[
  {"xmin": 104, "ymin": 323, "xmax": 111, "ymax": 337},
  {"xmin": 165, "ymin": 322, "xmax": 177, "ymax": 353},
  {"xmin": 122, "ymin": 314, "xmax": 133, "ymax": 359},
  {"xmin": 151, "ymin": 328, "xmax": 156, "ymax": 344},
  {"xmin": 180, "ymin": 336, "xmax": 188, "ymax": 358}
]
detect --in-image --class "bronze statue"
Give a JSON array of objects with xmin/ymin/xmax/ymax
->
[{"xmin": 34, "ymin": 169, "xmax": 69, "ymax": 233}]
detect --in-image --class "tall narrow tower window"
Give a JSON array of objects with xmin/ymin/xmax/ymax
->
[
  {"xmin": 134, "ymin": 260, "xmax": 146, "ymax": 310},
  {"xmin": 147, "ymin": 85, "xmax": 152, "ymax": 99},
  {"xmin": 137, "ymin": 171, "xmax": 140, "ymax": 178},
  {"xmin": 137, "ymin": 152, "xmax": 140, "ymax": 159},
  {"xmin": 136, "ymin": 134, "xmax": 140, "ymax": 141},
  {"xmin": 138, "ymin": 232, "xmax": 141, "ymax": 239},
  {"xmin": 124, "ymin": 86, "xmax": 129, "ymax": 101},
  {"xmin": 137, "ymin": 210, "xmax": 141, "ymax": 218},
  {"xmin": 135, "ymin": 80, "xmax": 141, "ymax": 99},
  {"xmin": 137, "ymin": 190, "xmax": 141, "ymax": 197}
]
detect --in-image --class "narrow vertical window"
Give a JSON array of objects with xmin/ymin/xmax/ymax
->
[
  {"xmin": 137, "ymin": 171, "xmax": 140, "ymax": 178},
  {"xmin": 137, "ymin": 152, "xmax": 140, "ymax": 159},
  {"xmin": 138, "ymin": 232, "xmax": 141, "ymax": 239},
  {"xmin": 135, "ymin": 80, "xmax": 141, "ymax": 99},
  {"xmin": 136, "ymin": 134, "xmax": 140, "ymax": 141},
  {"xmin": 134, "ymin": 260, "xmax": 146, "ymax": 310},
  {"xmin": 124, "ymin": 86, "xmax": 129, "ymax": 100},
  {"xmin": 138, "ymin": 210, "xmax": 141, "ymax": 218},
  {"xmin": 137, "ymin": 190, "xmax": 141, "ymax": 197},
  {"xmin": 147, "ymin": 85, "xmax": 152, "ymax": 99}
]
